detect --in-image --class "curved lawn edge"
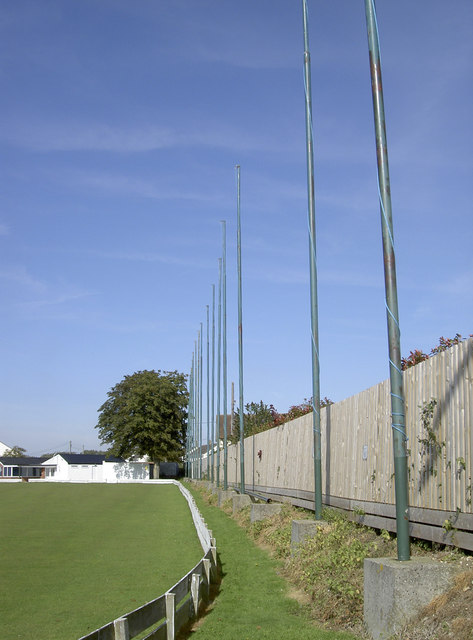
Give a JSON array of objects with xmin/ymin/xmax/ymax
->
[{"xmin": 78, "ymin": 480, "xmax": 216, "ymax": 640}]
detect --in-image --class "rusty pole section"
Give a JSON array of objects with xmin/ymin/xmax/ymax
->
[
  {"xmin": 364, "ymin": 0, "xmax": 410, "ymax": 561},
  {"xmin": 302, "ymin": 0, "xmax": 322, "ymax": 520}
]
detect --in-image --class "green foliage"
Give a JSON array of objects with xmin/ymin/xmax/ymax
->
[
  {"xmin": 96, "ymin": 369, "xmax": 188, "ymax": 461},
  {"xmin": 2, "ymin": 445, "xmax": 27, "ymax": 457},
  {"xmin": 288, "ymin": 509, "xmax": 397, "ymax": 625},
  {"xmin": 418, "ymin": 399, "xmax": 444, "ymax": 458},
  {"xmin": 231, "ymin": 397, "xmax": 334, "ymax": 443},
  {"xmin": 231, "ymin": 400, "xmax": 275, "ymax": 443}
]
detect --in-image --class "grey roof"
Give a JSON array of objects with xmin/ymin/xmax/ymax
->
[
  {"xmin": 0, "ymin": 457, "xmax": 44, "ymax": 466},
  {"xmin": 57, "ymin": 453, "xmax": 125, "ymax": 464}
]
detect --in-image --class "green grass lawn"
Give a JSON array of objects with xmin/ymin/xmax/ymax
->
[
  {"xmin": 0, "ymin": 483, "xmax": 203, "ymax": 640},
  {"xmin": 186, "ymin": 485, "xmax": 359, "ymax": 640}
]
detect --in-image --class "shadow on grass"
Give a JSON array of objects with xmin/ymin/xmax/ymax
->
[{"xmin": 176, "ymin": 553, "xmax": 225, "ymax": 639}]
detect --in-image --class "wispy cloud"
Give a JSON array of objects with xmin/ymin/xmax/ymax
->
[
  {"xmin": 87, "ymin": 248, "xmax": 212, "ymax": 270},
  {"xmin": 0, "ymin": 265, "xmax": 98, "ymax": 311},
  {"xmin": 71, "ymin": 171, "xmax": 227, "ymax": 205},
  {"xmin": 20, "ymin": 290, "xmax": 98, "ymax": 310},
  {"xmin": 1, "ymin": 120, "xmax": 290, "ymax": 155},
  {"xmin": 0, "ymin": 224, "xmax": 9, "ymax": 236},
  {"xmin": 0, "ymin": 266, "xmax": 47, "ymax": 293}
]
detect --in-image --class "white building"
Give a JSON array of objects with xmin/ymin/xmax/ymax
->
[
  {"xmin": 0, "ymin": 441, "xmax": 11, "ymax": 456},
  {"xmin": 41, "ymin": 453, "xmax": 150, "ymax": 482}
]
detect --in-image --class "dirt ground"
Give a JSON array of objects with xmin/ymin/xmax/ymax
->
[{"xmin": 392, "ymin": 561, "xmax": 473, "ymax": 640}]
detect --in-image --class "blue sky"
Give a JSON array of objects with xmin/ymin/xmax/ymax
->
[{"xmin": 1, "ymin": 0, "xmax": 472, "ymax": 455}]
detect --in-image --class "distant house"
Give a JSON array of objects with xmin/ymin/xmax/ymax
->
[
  {"xmin": 0, "ymin": 457, "xmax": 45, "ymax": 479},
  {"xmin": 0, "ymin": 453, "xmax": 151, "ymax": 482},
  {"xmin": 41, "ymin": 453, "xmax": 150, "ymax": 482}
]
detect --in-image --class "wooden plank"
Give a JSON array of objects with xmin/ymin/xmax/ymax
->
[
  {"xmin": 126, "ymin": 597, "xmax": 166, "ymax": 638},
  {"xmin": 174, "ymin": 599, "xmax": 191, "ymax": 631},
  {"xmin": 168, "ymin": 573, "xmax": 190, "ymax": 605},
  {"xmin": 245, "ymin": 484, "xmax": 473, "ymax": 534}
]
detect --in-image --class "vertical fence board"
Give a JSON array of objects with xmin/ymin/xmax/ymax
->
[{"xmin": 226, "ymin": 340, "xmax": 472, "ymax": 516}]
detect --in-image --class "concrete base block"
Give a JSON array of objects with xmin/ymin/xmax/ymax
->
[
  {"xmin": 217, "ymin": 489, "xmax": 236, "ymax": 507},
  {"xmin": 250, "ymin": 503, "xmax": 282, "ymax": 523},
  {"xmin": 232, "ymin": 494, "xmax": 252, "ymax": 514},
  {"xmin": 364, "ymin": 556, "xmax": 459, "ymax": 639},
  {"xmin": 291, "ymin": 519, "xmax": 329, "ymax": 553}
]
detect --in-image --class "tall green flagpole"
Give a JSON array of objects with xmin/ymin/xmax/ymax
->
[
  {"xmin": 236, "ymin": 165, "xmax": 245, "ymax": 494},
  {"xmin": 302, "ymin": 0, "xmax": 322, "ymax": 519},
  {"xmin": 211, "ymin": 284, "xmax": 216, "ymax": 483},
  {"xmin": 221, "ymin": 220, "xmax": 228, "ymax": 490},
  {"xmin": 364, "ymin": 0, "xmax": 410, "ymax": 561},
  {"xmin": 216, "ymin": 258, "xmax": 222, "ymax": 487},
  {"xmin": 206, "ymin": 305, "xmax": 210, "ymax": 479}
]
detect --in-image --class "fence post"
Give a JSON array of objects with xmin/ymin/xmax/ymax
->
[
  {"xmin": 113, "ymin": 617, "xmax": 129, "ymax": 640},
  {"xmin": 191, "ymin": 573, "xmax": 200, "ymax": 616},
  {"xmin": 165, "ymin": 592, "xmax": 175, "ymax": 640},
  {"xmin": 203, "ymin": 558, "xmax": 211, "ymax": 597}
]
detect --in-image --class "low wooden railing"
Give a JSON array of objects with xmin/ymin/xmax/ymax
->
[{"xmin": 78, "ymin": 481, "xmax": 217, "ymax": 640}]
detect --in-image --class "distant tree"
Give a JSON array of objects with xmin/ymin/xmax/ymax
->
[
  {"xmin": 82, "ymin": 449, "xmax": 107, "ymax": 455},
  {"xmin": 3, "ymin": 445, "xmax": 27, "ymax": 457},
  {"xmin": 96, "ymin": 370, "xmax": 188, "ymax": 462},
  {"xmin": 231, "ymin": 396, "xmax": 335, "ymax": 443},
  {"xmin": 231, "ymin": 401, "xmax": 274, "ymax": 443}
]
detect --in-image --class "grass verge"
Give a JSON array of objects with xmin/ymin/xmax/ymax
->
[
  {"xmin": 0, "ymin": 483, "xmax": 203, "ymax": 640},
  {"xmin": 184, "ymin": 483, "xmax": 358, "ymax": 640},
  {"xmin": 192, "ymin": 483, "xmax": 473, "ymax": 639}
]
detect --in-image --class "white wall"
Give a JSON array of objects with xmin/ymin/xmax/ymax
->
[
  {"xmin": 40, "ymin": 455, "xmax": 149, "ymax": 482},
  {"xmin": 103, "ymin": 461, "xmax": 149, "ymax": 482},
  {"xmin": 0, "ymin": 441, "xmax": 11, "ymax": 455}
]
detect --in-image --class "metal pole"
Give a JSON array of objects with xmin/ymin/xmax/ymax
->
[
  {"xmin": 206, "ymin": 305, "xmax": 210, "ymax": 480},
  {"xmin": 199, "ymin": 322, "xmax": 204, "ymax": 480},
  {"xmin": 364, "ymin": 0, "xmax": 410, "ymax": 561},
  {"xmin": 187, "ymin": 355, "xmax": 194, "ymax": 478},
  {"xmin": 194, "ymin": 338, "xmax": 199, "ymax": 478},
  {"xmin": 190, "ymin": 351, "xmax": 195, "ymax": 479},
  {"xmin": 221, "ymin": 220, "xmax": 228, "ymax": 490},
  {"xmin": 211, "ymin": 284, "xmax": 216, "ymax": 484},
  {"xmin": 216, "ymin": 258, "xmax": 222, "ymax": 487},
  {"xmin": 302, "ymin": 0, "xmax": 322, "ymax": 519},
  {"xmin": 236, "ymin": 165, "xmax": 245, "ymax": 494}
]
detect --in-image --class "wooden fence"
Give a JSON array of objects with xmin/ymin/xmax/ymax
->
[
  {"xmin": 207, "ymin": 339, "xmax": 473, "ymax": 550},
  {"xmin": 78, "ymin": 482, "xmax": 217, "ymax": 640}
]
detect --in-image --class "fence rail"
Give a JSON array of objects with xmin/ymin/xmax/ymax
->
[{"xmin": 78, "ymin": 481, "xmax": 217, "ymax": 640}]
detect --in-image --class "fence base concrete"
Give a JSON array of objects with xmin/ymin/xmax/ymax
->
[
  {"xmin": 291, "ymin": 519, "xmax": 330, "ymax": 554},
  {"xmin": 217, "ymin": 489, "xmax": 236, "ymax": 507},
  {"xmin": 232, "ymin": 494, "xmax": 251, "ymax": 514},
  {"xmin": 364, "ymin": 556, "xmax": 459, "ymax": 639},
  {"xmin": 250, "ymin": 503, "xmax": 282, "ymax": 523}
]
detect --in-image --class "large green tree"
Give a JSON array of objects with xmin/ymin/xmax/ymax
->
[{"xmin": 96, "ymin": 370, "xmax": 188, "ymax": 461}]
